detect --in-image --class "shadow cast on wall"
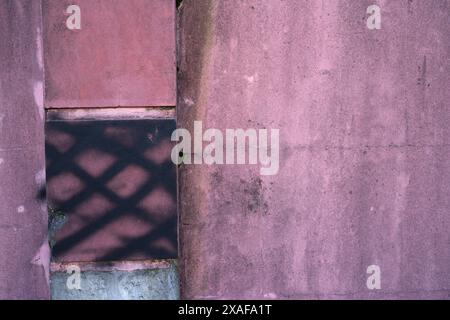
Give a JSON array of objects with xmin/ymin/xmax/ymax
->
[{"xmin": 45, "ymin": 118, "xmax": 177, "ymax": 262}]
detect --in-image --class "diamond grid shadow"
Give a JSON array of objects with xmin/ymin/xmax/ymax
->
[{"xmin": 46, "ymin": 119, "xmax": 177, "ymax": 262}]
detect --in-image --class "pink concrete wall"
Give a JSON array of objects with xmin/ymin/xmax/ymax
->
[
  {"xmin": 0, "ymin": 0, "xmax": 49, "ymax": 299},
  {"xmin": 178, "ymin": 0, "xmax": 450, "ymax": 299}
]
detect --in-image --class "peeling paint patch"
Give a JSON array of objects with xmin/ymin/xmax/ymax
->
[
  {"xmin": 31, "ymin": 239, "xmax": 51, "ymax": 286},
  {"xmin": 35, "ymin": 168, "xmax": 46, "ymax": 186},
  {"xmin": 244, "ymin": 74, "xmax": 257, "ymax": 84},
  {"xmin": 184, "ymin": 97, "xmax": 195, "ymax": 106},
  {"xmin": 0, "ymin": 113, "xmax": 5, "ymax": 131},
  {"xmin": 33, "ymin": 81, "xmax": 44, "ymax": 120},
  {"xmin": 35, "ymin": 26, "xmax": 44, "ymax": 71},
  {"xmin": 34, "ymin": 23, "xmax": 44, "ymax": 120}
]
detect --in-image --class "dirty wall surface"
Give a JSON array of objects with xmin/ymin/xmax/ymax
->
[{"xmin": 178, "ymin": 0, "xmax": 450, "ymax": 299}]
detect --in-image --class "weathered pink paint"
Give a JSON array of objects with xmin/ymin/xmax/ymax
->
[
  {"xmin": 0, "ymin": 0, "xmax": 49, "ymax": 299},
  {"xmin": 178, "ymin": 1, "xmax": 450, "ymax": 299},
  {"xmin": 43, "ymin": 0, "xmax": 176, "ymax": 108}
]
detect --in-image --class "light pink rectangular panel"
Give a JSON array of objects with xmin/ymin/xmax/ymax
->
[{"xmin": 43, "ymin": 0, "xmax": 176, "ymax": 108}]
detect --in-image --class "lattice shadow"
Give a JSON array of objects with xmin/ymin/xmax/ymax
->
[{"xmin": 45, "ymin": 118, "xmax": 177, "ymax": 262}]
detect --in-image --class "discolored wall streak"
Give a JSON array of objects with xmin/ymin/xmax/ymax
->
[
  {"xmin": 178, "ymin": 0, "xmax": 450, "ymax": 299},
  {"xmin": 0, "ymin": 0, "xmax": 49, "ymax": 299}
]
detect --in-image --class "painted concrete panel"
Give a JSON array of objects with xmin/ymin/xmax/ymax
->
[
  {"xmin": 178, "ymin": 1, "xmax": 450, "ymax": 299},
  {"xmin": 0, "ymin": 0, "xmax": 49, "ymax": 299},
  {"xmin": 51, "ymin": 261, "xmax": 179, "ymax": 300},
  {"xmin": 46, "ymin": 119, "xmax": 177, "ymax": 262},
  {"xmin": 43, "ymin": 0, "xmax": 176, "ymax": 108}
]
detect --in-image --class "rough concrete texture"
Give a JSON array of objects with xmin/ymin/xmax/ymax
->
[
  {"xmin": 178, "ymin": 1, "xmax": 450, "ymax": 299},
  {"xmin": 51, "ymin": 262, "xmax": 179, "ymax": 300},
  {"xmin": 0, "ymin": 0, "xmax": 49, "ymax": 299},
  {"xmin": 43, "ymin": 0, "xmax": 176, "ymax": 108}
]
